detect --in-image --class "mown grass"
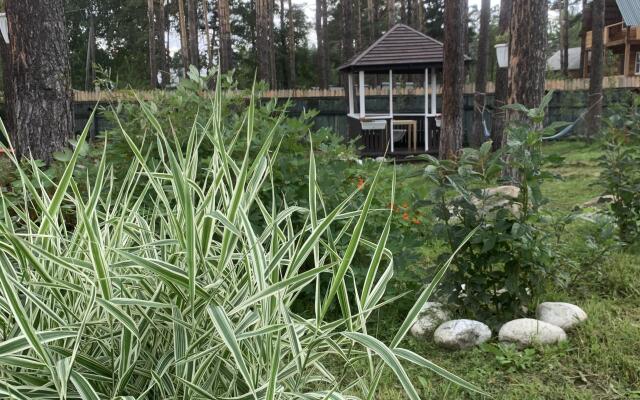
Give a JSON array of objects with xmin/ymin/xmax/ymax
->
[{"xmin": 367, "ymin": 140, "xmax": 640, "ymax": 399}]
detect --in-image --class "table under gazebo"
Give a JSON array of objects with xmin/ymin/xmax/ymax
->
[{"xmin": 339, "ymin": 24, "xmax": 464, "ymax": 158}]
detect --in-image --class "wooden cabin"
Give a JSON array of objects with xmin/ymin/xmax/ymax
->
[
  {"xmin": 582, "ymin": 0, "xmax": 640, "ymax": 77},
  {"xmin": 338, "ymin": 24, "xmax": 470, "ymax": 158}
]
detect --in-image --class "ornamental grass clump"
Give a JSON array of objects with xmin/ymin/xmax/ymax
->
[{"xmin": 0, "ymin": 83, "xmax": 483, "ymax": 399}]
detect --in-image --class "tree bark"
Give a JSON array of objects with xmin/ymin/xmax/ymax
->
[
  {"xmin": 85, "ymin": 9, "xmax": 96, "ymax": 91},
  {"xmin": 440, "ymin": 0, "xmax": 466, "ymax": 159},
  {"xmin": 203, "ymin": 0, "xmax": 213, "ymax": 69},
  {"xmin": 587, "ymin": 0, "xmax": 604, "ymax": 139},
  {"xmin": 387, "ymin": 0, "xmax": 395, "ymax": 29},
  {"xmin": 491, "ymin": 0, "xmax": 511, "ymax": 150},
  {"xmin": 367, "ymin": 0, "xmax": 374, "ymax": 43},
  {"xmin": 288, "ymin": 0, "xmax": 296, "ymax": 88},
  {"xmin": 315, "ymin": 0, "xmax": 327, "ymax": 88},
  {"xmin": 256, "ymin": 0, "xmax": 272, "ymax": 84},
  {"xmin": 470, "ymin": 0, "xmax": 490, "ymax": 147},
  {"xmin": 268, "ymin": 0, "xmax": 277, "ymax": 88},
  {"xmin": 342, "ymin": 0, "xmax": 354, "ymax": 63},
  {"xmin": 218, "ymin": 0, "xmax": 233, "ymax": 73},
  {"xmin": 321, "ymin": 0, "xmax": 329, "ymax": 86},
  {"xmin": 2, "ymin": 0, "xmax": 74, "ymax": 164},
  {"xmin": 178, "ymin": 0, "xmax": 190, "ymax": 74},
  {"xmin": 356, "ymin": 0, "xmax": 363, "ymax": 50},
  {"xmin": 147, "ymin": 0, "xmax": 159, "ymax": 88},
  {"xmin": 504, "ymin": 0, "xmax": 548, "ymax": 147},
  {"xmin": 187, "ymin": 0, "xmax": 199, "ymax": 69},
  {"xmin": 560, "ymin": 0, "xmax": 569, "ymax": 76},
  {"xmin": 415, "ymin": 0, "xmax": 424, "ymax": 32},
  {"xmin": 156, "ymin": 0, "xmax": 169, "ymax": 87}
]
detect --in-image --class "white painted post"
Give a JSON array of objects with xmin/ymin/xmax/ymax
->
[
  {"xmin": 389, "ymin": 70, "xmax": 394, "ymax": 116},
  {"xmin": 424, "ymin": 68, "xmax": 429, "ymax": 152},
  {"xmin": 359, "ymin": 71, "xmax": 366, "ymax": 118},
  {"xmin": 389, "ymin": 69, "xmax": 394, "ymax": 153},
  {"xmin": 431, "ymin": 67, "xmax": 437, "ymax": 115},
  {"xmin": 348, "ymin": 73, "xmax": 354, "ymax": 115}
]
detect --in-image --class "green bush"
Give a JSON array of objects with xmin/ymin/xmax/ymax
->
[
  {"xmin": 600, "ymin": 95, "xmax": 640, "ymax": 245},
  {"xmin": 424, "ymin": 93, "xmax": 561, "ymax": 325},
  {"xmin": 0, "ymin": 82, "xmax": 484, "ymax": 398}
]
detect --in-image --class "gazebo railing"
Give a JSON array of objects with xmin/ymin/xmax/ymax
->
[{"xmin": 347, "ymin": 114, "xmax": 439, "ymax": 157}]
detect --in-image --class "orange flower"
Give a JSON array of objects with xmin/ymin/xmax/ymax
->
[
  {"xmin": 357, "ymin": 177, "xmax": 365, "ymax": 190},
  {"xmin": 412, "ymin": 217, "xmax": 421, "ymax": 225},
  {"xmin": 402, "ymin": 212, "xmax": 409, "ymax": 221}
]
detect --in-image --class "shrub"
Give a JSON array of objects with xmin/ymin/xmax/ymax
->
[
  {"xmin": 424, "ymin": 93, "xmax": 560, "ymax": 324},
  {"xmin": 599, "ymin": 94, "xmax": 640, "ymax": 245},
  {"xmin": 0, "ymin": 83, "xmax": 483, "ymax": 398}
]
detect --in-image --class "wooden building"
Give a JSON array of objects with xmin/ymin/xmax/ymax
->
[
  {"xmin": 582, "ymin": 0, "xmax": 640, "ymax": 77},
  {"xmin": 338, "ymin": 24, "xmax": 470, "ymax": 158}
]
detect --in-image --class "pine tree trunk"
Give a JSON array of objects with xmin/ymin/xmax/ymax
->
[
  {"xmin": 203, "ymin": 0, "xmax": 213, "ymax": 69},
  {"xmin": 440, "ymin": 0, "xmax": 466, "ymax": 159},
  {"xmin": 256, "ymin": 0, "xmax": 271, "ymax": 84},
  {"xmin": 321, "ymin": 0, "xmax": 330, "ymax": 86},
  {"xmin": 342, "ymin": 0, "xmax": 354, "ymax": 63},
  {"xmin": 85, "ymin": 10, "xmax": 96, "ymax": 91},
  {"xmin": 148, "ymin": 0, "xmax": 159, "ymax": 88},
  {"xmin": 415, "ymin": 0, "xmax": 424, "ymax": 31},
  {"xmin": 218, "ymin": 0, "xmax": 233, "ymax": 73},
  {"xmin": 470, "ymin": 0, "xmax": 490, "ymax": 147},
  {"xmin": 288, "ymin": 0, "xmax": 296, "ymax": 88},
  {"xmin": 387, "ymin": 0, "xmax": 395, "ymax": 29},
  {"xmin": 561, "ymin": 0, "xmax": 569, "ymax": 76},
  {"xmin": 356, "ymin": 0, "xmax": 362, "ymax": 50},
  {"xmin": 156, "ymin": 0, "xmax": 169, "ymax": 87},
  {"xmin": 178, "ymin": 0, "xmax": 190, "ymax": 74},
  {"xmin": 315, "ymin": 0, "xmax": 327, "ymax": 88},
  {"xmin": 187, "ymin": 0, "xmax": 199, "ymax": 68},
  {"xmin": 504, "ymin": 0, "xmax": 548, "ymax": 144},
  {"xmin": 367, "ymin": 0, "xmax": 374, "ymax": 43},
  {"xmin": 587, "ymin": 0, "xmax": 604, "ymax": 139},
  {"xmin": 491, "ymin": 0, "xmax": 511, "ymax": 150},
  {"xmin": 269, "ymin": 0, "xmax": 277, "ymax": 88},
  {"xmin": 2, "ymin": 0, "xmax": 74, "ymax": 164}
]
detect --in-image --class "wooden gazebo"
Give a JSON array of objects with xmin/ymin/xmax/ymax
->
[{"xmin": 339, "ymin": 24, "xmax": 465, "ymax": 157}]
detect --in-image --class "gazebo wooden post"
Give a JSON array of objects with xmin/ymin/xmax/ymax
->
[
  {"xmin": 431, "ymin": 67, "xmax": 436, "ymax": 115},
  {"xmin": 348, "ymin": 73, "xmax": 354, "ymax": 115},
  {"xmin": 424, "ymin": 67, "xmax": 429, "ymax": 151},
  {"xmin": 389, "ymin": 69, "xmax": 394, "ymax": 152},
  {"xmin": 359, "ymin": 70, "xmax": 366, "ymax": 118}
]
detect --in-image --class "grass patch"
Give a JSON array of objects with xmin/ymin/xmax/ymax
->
[{"xmin": 367, "ymin": 140, "xmax": 640, "ymax": 399}]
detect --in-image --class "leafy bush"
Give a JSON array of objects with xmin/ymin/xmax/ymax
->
[
  {"xmin": 0, "ymin": 84, "xmax": 484, "ymax": 398},
  {"xmin": 600, "ymin": 95, "xmax": 640, "ymax": 245},
  {"xmin": 98, "ymin": 72, "xmax": 430, "ymax": 295},
  {"xmin": 424, "ymin": 93, "xmax": 560, "ymax": 324}
]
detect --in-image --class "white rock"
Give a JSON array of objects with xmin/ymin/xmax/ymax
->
[
  {"xmin": 433, "ymin": 319, "xmax": 492, "ymax": 349},
  {"xmin": 499, "ymin": 318, "xmax": 567, "ymax": 347},
  {"xmin": 410, "ymin": 302, "xmax": 450, "ymax": 338},
  {"xmin": 536, "ymin": 302, "xmax": 587, "ymax": 330},
  {"xmin": 481, "ymin": 185, "xmax": 520, "ymax": 199}
]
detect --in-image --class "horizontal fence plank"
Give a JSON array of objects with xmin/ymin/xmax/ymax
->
[{"xmin": 67, "ymin": 76, "xmax": 640, "ymax": 103}]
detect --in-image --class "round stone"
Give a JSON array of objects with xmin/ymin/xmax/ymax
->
[
  {"xmin": 433, "ymin": 319, "xmax": 492, "ymax": 350},
  {"xmin": 410, "ymin": 302, "xmax": 450, "ymax": 338},
  {"xmin": 536, "ymin": 302, "xmax": 587, "ymax": 330},
  {"xmin": 499, "ymin": 318, "xmax": 567, "ymax": 347}
]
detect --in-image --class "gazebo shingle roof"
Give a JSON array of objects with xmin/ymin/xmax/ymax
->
[{"xmin": 339, "ymin": 24, "xmax": 469, "ymax": 73}]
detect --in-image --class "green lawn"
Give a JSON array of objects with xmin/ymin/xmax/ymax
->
[{"xmin": 369, "ymin": 141, "xmax": 640, "ymax": 399}]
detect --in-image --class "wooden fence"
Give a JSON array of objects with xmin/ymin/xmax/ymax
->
[{"xmin": 72, "ymin": 75, "xmax": 640, "ymax": 103}]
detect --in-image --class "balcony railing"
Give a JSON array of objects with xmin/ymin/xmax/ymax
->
[{"xmin": 586, "ymin": 22, "xmax": 640, "ymax": 48}]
